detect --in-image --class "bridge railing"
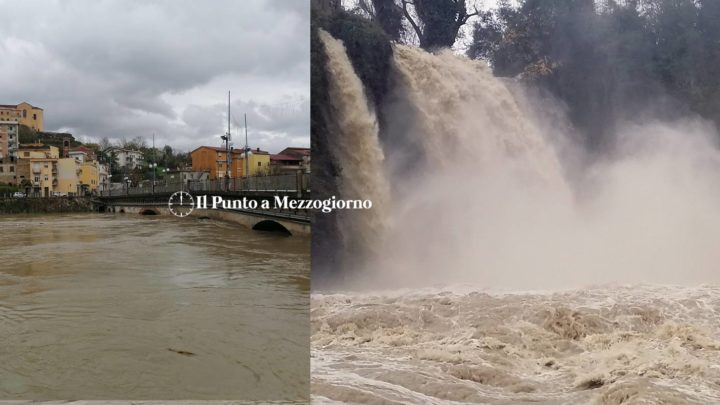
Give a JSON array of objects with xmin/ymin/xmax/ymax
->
[{"xmin": 98, "ymin": 173, "xmax": 309, "ymax": 197}]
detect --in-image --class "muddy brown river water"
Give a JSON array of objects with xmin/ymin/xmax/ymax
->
[{"xmin": 0, "ymin": 213, "xmax": 309, "ymax": 401}]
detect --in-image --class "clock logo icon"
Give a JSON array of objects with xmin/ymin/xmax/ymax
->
[{"xmin": 168, "ymin": 191, "xmax": 194, "ymax": 217}]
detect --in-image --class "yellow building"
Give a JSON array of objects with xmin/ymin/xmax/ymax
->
[
  {"xmin": 56, "ymin": 157, "xmax": 81, "ymax": 196},
  {"xmin": 79, "ymin": 161, "xmax": 99, "ymax": 194},
  {"xmin": 0, "ymin": 105, "xmax": 22, "ymax": 124},
  {"xmin": 16, "ymin": 102, "xmax": 44, "ymax": 131},
  {"xmin": 237, "ymin": 147, "xmax": 271, "ymax": 177},
  {"xmin": 16, "ymin": 144, "xmax": 59, "ymax": 197}
]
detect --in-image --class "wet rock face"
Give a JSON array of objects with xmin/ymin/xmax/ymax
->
[{"xmin": 310, "ymin": 8, "xmax": 393, "ymax": 284}]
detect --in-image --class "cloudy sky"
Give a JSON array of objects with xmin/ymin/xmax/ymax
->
[{"xmin": 0, "ymin": 0, "xmax": 309, "ymax": 153}]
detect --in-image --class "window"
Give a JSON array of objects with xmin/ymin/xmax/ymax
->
[
  {"xmin": 24, "ymin": 152, "xmax": 29, "ymax": 157},
  {"xmin": 23, "ymin": 110, "xmax": 26, "ymax": 118},
  {"xmin": 9, "ymin": 166, "xmax": 13, "ymax": 172},
  {"xmin": 34, "ymin": 176, "xmax": 39, "ymax": 182},
  {"xmin": 0, "ymin": 167, "xmax": 3, "ymax": 173},
  {"xmin": 258, "ymin": 162, "xmax": 261, "ymax": 167},
  {"xmin": 33, "ymin": 114, "xmax": 37, "ymax": 120},
  {"xmin": 44, "ymin": 176, "xmax": 48, "ymax": 181}
]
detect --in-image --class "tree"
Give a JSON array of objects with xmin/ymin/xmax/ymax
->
[
  {"xmin": 18, "ymin": 125, "xmax": 37, "ymax": 144},
  {"xmin": 402, "ymin": 0, "xmax": 479, "ymax": 49},
  {"xmin": 99, "ymin": 137, "xmax": 112, "ymax": 150},
  {"xmin": 357, "ymin": 0, "xmax": 405, "ymax": 41},
  {"xmin": 120, "ymin": 136, "xmax": 148, "ymax": 150}
]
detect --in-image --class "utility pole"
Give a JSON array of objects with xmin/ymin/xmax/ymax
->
[
  {"xmin": 225, "ymin": 91, "xmax": 231, "ymax": 191},
  {"xmin": 152, "ymin": 132, "xmax": 156, "ymax": 194},
  {"xmin": 244, "ymin": 113, "xmax": 249, "ymax": 180}
]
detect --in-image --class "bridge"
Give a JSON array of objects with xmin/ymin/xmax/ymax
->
[{"xmin": 93, "ymin": 174, "xmax": 311, "ymax": 236}]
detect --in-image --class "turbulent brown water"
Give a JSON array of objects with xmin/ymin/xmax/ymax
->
[
  {"xmin": 314, "ymin": 33, "xmax": 720, "ymax": 403},
  {"xmin": 312, "ymin": 286, "xmax": 720, "ymax": 404},
  {"xmin": 0, "ymin": 214, "xmax": 309, "ymax": 401}
]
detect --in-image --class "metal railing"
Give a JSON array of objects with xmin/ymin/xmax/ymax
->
[{"xmin": 98, "ymin": 173, "xmax": 309, "ymax": 197}]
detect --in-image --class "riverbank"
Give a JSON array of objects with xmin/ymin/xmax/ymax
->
[{"xmin": 0, "ymin": 197, "xmax": 93, "ymax": 214}]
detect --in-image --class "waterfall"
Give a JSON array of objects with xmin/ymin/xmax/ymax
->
[
  {"xmin": 321, "ymin": 32, "xmax": 720, "ymax": 289},
  {"xmin": 318, "ymin": 30, "xmax": 390, "ymax": 262},
  {"xmin": 389, "ymin": 45, "xmax": 565, "ymax": 184}
]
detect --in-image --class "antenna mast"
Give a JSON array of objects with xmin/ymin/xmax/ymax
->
[{"xmin": 244, "ymin": 113, "xmax": 249, "ymax": 180}]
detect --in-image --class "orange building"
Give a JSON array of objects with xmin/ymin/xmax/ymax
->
[
  {"xmin": 191, "ymin": 146, "xmax": 271, "ymax": 180},
  {"xmin": 190, "ymin": 146, "xmax": 245, "ymax": 180}
]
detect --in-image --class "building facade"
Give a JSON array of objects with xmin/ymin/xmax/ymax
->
[
  {"xmin": 68, "ymin": 146, "xmax": 96, "ymax": 162},
  {"xmin": 16, "ymin": 144, "xmax": 59, "ymax": 197},
  {"xmin": 0, "ymin": 120, "xmax": 19, "ymax": 184},
  {"xmin": 1, "ymin": 102, "xmax": 43, "ymax": 131},
  {"xmin": 56, "ymin": 157, "xmax": 81, "ymax": 196},
  {"xmin": 79, "ymin": 161, "xmax": 99, "ymax": 194},
  {"xmin": 237, "ymin": 148, "xmax": 271, "ymax": 177},
  {"xmin": 191, "ymin": 146, "xmax": 245, "ymax": 180},
  {"xmin": 191, "ymin": 146, "xmax": 271, "ymax": 180},
  {"xmin": 98, "ymin": 163, "xmax": 110, "ymax": 192},
  {"xmin": 106, "ymin": 147, "xmax": 143, "ymax": 169}
]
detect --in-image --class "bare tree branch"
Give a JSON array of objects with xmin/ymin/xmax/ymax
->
[{"xmin": 400, "ymin": 0, "xmax": 424, "ymax": 44}]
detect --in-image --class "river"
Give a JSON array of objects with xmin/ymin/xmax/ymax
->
[
  {"xmin": 0, "ymin": 213, "xmax": 309, "ymax": 401},
  {"xmin": 312, "ymin": 285, "xmax": 720, "ymax": 404}
]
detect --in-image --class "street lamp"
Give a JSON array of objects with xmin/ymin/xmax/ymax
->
[
  {"xmin": 162, "ymin": 168, "xmax": 169, "ymax": 189},
  {"xmin": 149, "ymin": 162, "xmax": 157, "ymax": 194},
  {"xmin": 124, "ymin": 176, "xmax": 130, "ymax": 195}
]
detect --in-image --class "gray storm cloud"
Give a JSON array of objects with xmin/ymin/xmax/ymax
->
[{"xmin": 0, "ymin": 0, "xmax": 309, "ymax": 152}]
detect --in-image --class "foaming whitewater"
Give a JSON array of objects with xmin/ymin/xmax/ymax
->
[
  {"xmin": 313, "ymin": 286, "xmax": 720, "ymax": 404},
  {"xmin": 314, "ymin": 36, "xmax": 720, "ymax": 403},
  {"xmin": 318, "ymin": 30, "xmax": 390, "ymax": 261}
]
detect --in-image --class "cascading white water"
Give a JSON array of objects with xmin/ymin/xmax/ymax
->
[
  {"xmin": 318, "ymin": 30, "xmax": 390, "ymax": 261},
  {"xmin": 390, "ymin": 45, "xmax": 564, "ymax": 182},
  {"xmin": 314, "ymin": 36, "xmax": 720, "ymax": 405},
  {"xmin": 338, "ymin": 43, "xmax": 720, "ymax": 290}
]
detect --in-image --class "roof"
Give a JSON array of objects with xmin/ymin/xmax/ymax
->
[
  {"xmin": 191, "ymin": 145, "xmax": 270, "ymax": 155},
  {"xmin": 69, "ymin": 146, "xmax": 96, "ymax": 154},
  {"xmin": 17, "ymin": 102, "xmax": 43, "ymax": 110},
  {"xmin": 278, "ymin": 147, "xmax": 310, "ymax": 158},
  {"xmin": 271, "ymin": 154, "xmax": 302, "ymax": 162},
  {"xmin": 19, "ymin": 143, "xmax": 53, "ymax": 150},
  {"xmin": 1, "ymin": 102, "xmax": 43, "ymax": 110}
]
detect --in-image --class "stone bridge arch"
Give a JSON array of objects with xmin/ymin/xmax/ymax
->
[
  {"xmin": 139, "ymin": 208, "xmax": 160, "ymax": 215},
  {"xmin": 252, "ymin": 219, "xmax": 292, "ymax": 236}
]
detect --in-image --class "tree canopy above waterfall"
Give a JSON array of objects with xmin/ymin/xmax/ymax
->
[
  {"xmin": 342, "ymin": 0, "xmax": 720, "ymax": 152},
  {"xmin": 469, "ymin": 0, "xmax": 720, "ymax": 151}
]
